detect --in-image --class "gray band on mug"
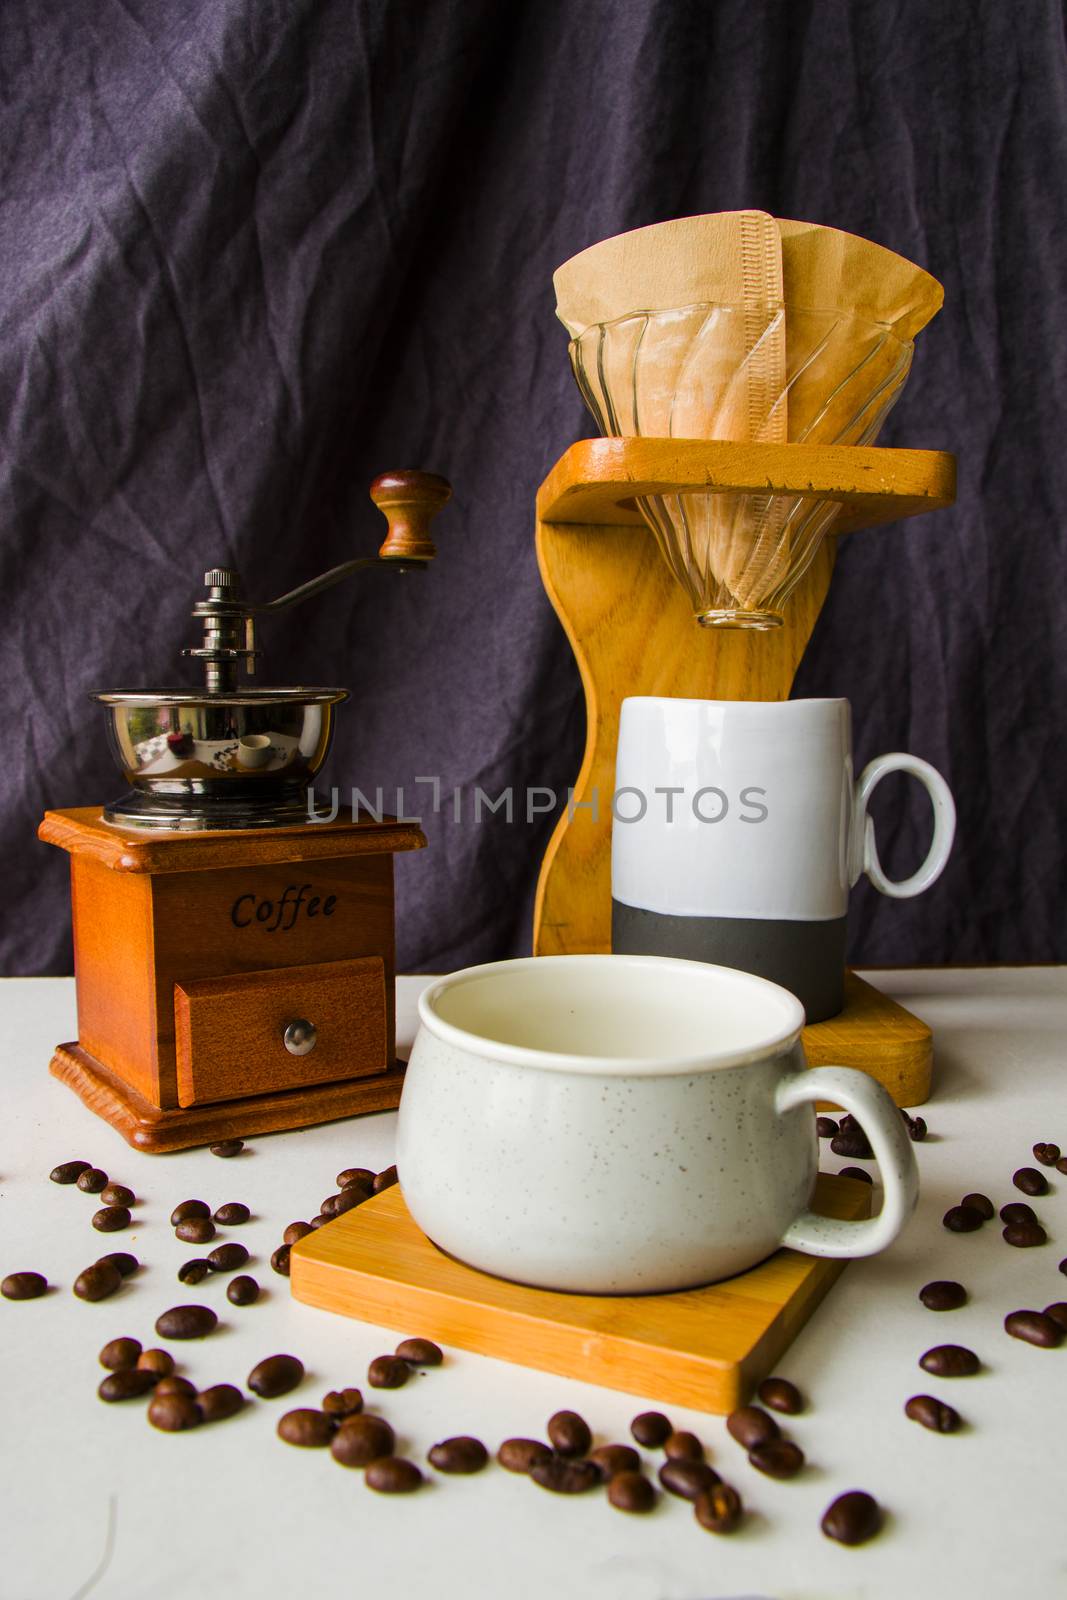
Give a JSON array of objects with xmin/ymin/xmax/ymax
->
[{"xmin": 611, "ymin": 900, "xmax": 847, "ymax": 1024}]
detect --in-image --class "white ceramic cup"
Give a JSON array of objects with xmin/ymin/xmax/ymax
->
[
  {"xmin": 236, "ymin": 733, "xmax": 273, "ymax": 769},
  {"xmin": 612, "ymin": 697, "xmax": 956, "ymax": 1022},
  {"xmin": 396, "ymin": 954, "xmax": 918, "ymax": 1294}
]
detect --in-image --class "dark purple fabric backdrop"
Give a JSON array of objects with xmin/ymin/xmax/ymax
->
[{"xmin": 2, "ymin": 0, "xmax": 1065, "ymax": 974}]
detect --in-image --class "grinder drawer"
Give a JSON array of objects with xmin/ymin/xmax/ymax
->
[{"xmin": 174, "ymin": 956, "xmax": 387, "ymax": 1108}]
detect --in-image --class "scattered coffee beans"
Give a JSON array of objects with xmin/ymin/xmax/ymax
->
[
  {"xmin": 816, "ymin": 1116, "xmax": 838, "ymax": 1138},
  {"xmin": 659, "ymin": 1459, "xmax": 720, "ymax": 1499},
  {"xmin": 919, "ymin": 1280, "xmax": 967, "ymax": 1311},
  {"xmin": 1057, "ymin": 1157, "xmax": 1067, "ymax": 1176},
  {"xmin": 155, "ymin": 1305, "xmax": 218, "ymax": 1341},
  {"xmin": 726, "ymin": 1405, "xmax": 779, "ymax": 1449},
  {"xmin": 1000, "ymin": 1201, "xmax": 1036, "ymax": 1225},
  {"xmin": 831, "ymin": 1127, "xmax": 872, "ymax": 1160},
  {"xmin": 2, "ymin": 1271, "xmax": 47, "ymax": 1300},
  {"xmin": 50, "ymin": 1160, "xmax": 90, "ymax": 1184},
  {"xmin": 373, "ymin": 1165, "xmax": 399, "ymax": 1193},
  {"xmin": 960, "ymin": 1192, "xmax": 994, "ymax": 1220},
  {"xmin": 757, "ymin": 1376, "xmax": 803, "ymax": 1414},
  {"xmin": 1060, "ymin": 1258, "xmax": 1067, "ymax": 1276},
  {"xmin": 333, "ymin": 1188, "xmax": 366, "ymax": 1216},
  {"xmin": 92, "ymin": 1206, "xmax": 131, "ymax": 1233},
  {"xmin": 330, "ymin": 1414, "xmax": 395, "ymax": 1467},
  {"xmin": 631, "ymin": 1411, "xmax": 672, "ymax": 1448},
  {"xmin": 1033, "ymin": 1142, "xmax": 1060, "ymax": 1167},
  {"xmin": 1013, "ymin": 1167, "xmax": 1049, "ymax": 1197},
  {"xmin": 907, "ymin": 1116, "xmax": 928, "ymax": 1142},
  {"xmin": 319, "ymin": 1194, "xmax": 342, "ymax": 1217},
  {"xmin": 323, "ymin": 1388, "xmax": 363, "ymax": 1419},
  {"xmin": 366, "ymin": 1457, "xmax": 423, "ymax": 1493},
  {"xmin": 821, "ymin": 1489, "xmax": 882, "ymax": 1545},
  {"xmin": 76, "ymin": 1168, "xmax": 108, "ymax": 1194},
  {"xmin": 74, "ymin": 1261, "xmax": 122, "ymax": 1301},
  {"xmin": 530, "ymin": 1457, "xmax": 600, "ymax": 1494},
  {"xmin": 248, "ymin": 1353, "xmax": 304, "ymax": 1398},
  {"xmin": 148, "ymin": 1392, "xmax": 202, "ymax": 1431},
  {"xmin": 210, "ymin": 1140, "xmax": 244, "ymax": 1158},
  {"xmin": 839, "ymin": 1167, "xmax": 873, "ymax": 1184},
  {"xmin": 396, "ymin": 1337, "xmax": 443, "ymax": 1367},
  {"xmin": 227, "ymin": 1275, "xmax": 259, "ymax": 1306},
  {"xmin": 137, "ymin": 1349, "xmax": 174, "ymax": 1376},
  {"xmin": 608, "ymin": 1471, "xmax": 655, "ymax": 1512},
  {"xmin": 905, "ymin": 1394, "xmax": 962, "ymax": 1432},
  {"xmin": 664, "ymin": 1430, "xmax": 703, "ymax": 1462},
  {"xmin": 309, "ymin": 1215, "xmax": 329, "ymax": 1229},
  {"xmin": 99, "ymin": 1336, "xmax": 141, "ymax": 1370},
  {"xmin": 428, "ymin": 1436, "xmax": 489, "ymax": 1474},
  {"xmin": 100, "ymin": 1184, "xmax": 134, "ymax": 1208},
  {"xmin": 1043, "ymin": 1302, "xmax": 1067, "ymax": 1332},
  {"xmin": 176, "ymin": 1217, "xmax": 215, "ymax": 1245},
  {"xmin": 270, "ymin": 1245, "xmax": 291, "ymax": 1277},
  {"xmin": 1003, "ymin": 1221, "xmax": 1047, "ymax": 1248},
  {"xmin": 154, "ymin": 1377, "xmax": 197, "ymax": 1398},
  {"xmin": 547, "ymin": 1410, "xmax": 592, "ymax": 1457},
  {"xmin": 278, "ymin": 1409, "xmax": 336, "ymax": 1448},
  {"xmin": 749, "ymin": 1438, "xmax": 805, "ymax": 1478},
  {"xmin": 98, "ymin": 1369, "xmax": 158, "ymax": 1402},
  {"xmin": 368, "ymin": 1355, "xmax": 410, "ymax": 1389},
  {"xmin": 919, "ymin": 1344, "xmax": 980, "ymax": 1377},
  {"xmin": 198, "ymin": 1384, "xmax": 245, "ymax": 1423},
  {"xmin": 1004, "ymin": 1309, "xmax": 1063, "ymax": 1348},
  {"xmin": 337, "ymin": 1168, "xmax": 374, "ymax": 1190},
  {"xmin": 694, "ymin": 1482, "xmax": 742, "ymax": 1534},
  {"xmin": 283, "ymin": 1223, "xmax": 312, "ymax": 1246},
  {"xmin": 943, "ymin": 1204, "xmax": 983, "ymax": 1233},
  {"xmin": 97, "ymin": 1252, "xmax": 137, "ymax": 1279},
  {"xmin": 170, "ymin": 1200, "xmax": 210, "ymax": 1226},
  {"xmin": 587, "ymin": 1443, "xmax": 640, "ymax": 1480},
  {"xmin": 178, "ymin": 1259, "xmax": 210, "ymax": 1285},
  {"xmin": 207, "ymin": 1243, "xmax": 249, "ymax": 1273},
  {"xmin": 213, "ymin": 1203, "xmax": 250, "ymax": 1226},
  {"xmin": 497, "ymin": 1438, "xmax": 552, "ymax": 1474}
]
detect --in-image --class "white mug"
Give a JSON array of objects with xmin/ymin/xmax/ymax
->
[
  {"xmin": 612, "ymin": 697, "xmax": 956, "ymax": 1022},
  {"xmin": 396, "ymin": 954, "xmax": 919, "ymax": 1294}
]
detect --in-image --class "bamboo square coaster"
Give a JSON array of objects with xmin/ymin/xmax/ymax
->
[{"xmin": 290, "ymin": 1174, "xmax": 870, "ymax": 1413}]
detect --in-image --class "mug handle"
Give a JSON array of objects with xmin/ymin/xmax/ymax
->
[
  {"xmin": 775, "ymin": 1066, "xmax": 919, "ymax": 1258},
  {"xmin": 849, "ymin": 753, "xmax": 957, "ymax": 899}
]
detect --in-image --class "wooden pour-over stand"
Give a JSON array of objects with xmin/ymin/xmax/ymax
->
[{"xmin": 531, "ymin": 436, "xmax": 957, "ymax": 1105}]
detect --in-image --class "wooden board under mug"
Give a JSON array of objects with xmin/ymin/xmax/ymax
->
[{"xmin": 290, "ymin": 1175, "xmax": 871, "ymax": 1415}]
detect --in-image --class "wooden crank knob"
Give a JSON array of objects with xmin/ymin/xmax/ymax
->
[{"xmin": 370, "ymin": 469, "xmax": 451, "ymax": 562}]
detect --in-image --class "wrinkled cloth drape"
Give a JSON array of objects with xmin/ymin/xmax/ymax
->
[{"xmin": 1, "ymin": 0, "xmax": 1065, "ymax": 974}]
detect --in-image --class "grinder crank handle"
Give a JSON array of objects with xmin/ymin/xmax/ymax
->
[{"xmin": 371, "ymin": 470, "xmax": 452, "ymax": 563}]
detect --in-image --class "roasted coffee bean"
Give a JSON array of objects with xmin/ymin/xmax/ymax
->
[
  {"xmin": 608, "ymin": 1470, "xmax": 655, "ymax": 1512},
  {"xmin": 155, "ymin": 1305, "xmax": 218, "ymax": 1340},
  {"xmin": 830, "ymin": 1128, "xmax": 872, "ymax": 1160},
  {"xmin": 840, "ymin": 1166, "xmax": 873, "ymax": 1184},
  {"xmin": 428, "ymin": 1436, "xmax": 489, "ymax": 1474},
  {"xmin": 905, "ymin": 1394, "xmax": 962, "ymax": 1432},
  {"xmin": 74, "ymin": 1261, "xmax": 122, "ymax": 1301},
  {"xmin": 366, "ymin": 1457, "xmax": 423, "ymax": 1493},
  {"xmin": 547, "ymin": 1409, "xmax": 591, "ymax": 1457},
  {"xmin": 1042, "ymin": 1302, "xmax": 1067, "ymax": 1332},
  {"xmin": 1000, "ymin": 1201, "xmax": 1036, "ymax": 1225},
  {"xmin": 248, "ymin": 1353, "xmax": 304, "ymax": 1398},
  {"xmin": 659, "ymin": 1459, "xmax": 720, "ymax": 1500},
  {"xmin": 337, "ymin": 1167, "xmax": 374, "ymax": 1190},
  {"xmin": 919, "ymin": 1280, "xmax": 967, "ymax": 1311},
  {"xmin": 631, "ymin": 1411, "xmax": 672, "ymax": 1448},
  {"xmin": 757, "ymin": 1376, "xmax": 803, "ymax": 1414},
  {"xmin": 178, "ymin": 1259, "xmax": 210, "ymax": 1285},
  {"xmin": 98, "ymin": 1369, "xmax": 158, "ymax": 1402},
  {"xmin": 333, "ymin": 1187, "xmax": 367, "ymax": 1216},
  {"xmin": 320, "ymin": 1193, "xmax": 342, "ymax": 1217},
  {"xmin": 821, "ymin": 1489, "xmax": 882, "ymax": 1545},
  {"xmin": 497, "ymin": 1437, "xmax": 552, "ymax": 1474},
  {"xmin": 2, "ymin": 1271, "xmax": 47, "ymax": 1300},
  {"xmin": 137, "ymin": 1348, "xmax": 174, "ymax": 1376},
  {"xmin": 530, "ymin": 1457, "xmax": 601, "ymax": 1494},
  {"xmin": 1034, "ymin": 1142, "xmax": 1061, "ymax": 1167},
  {"xmin": 908, "ymin": 1116, "xmax": 928, "ymax": 1142},
  {"xmin": 210, "ymin": 1140, "xmax": 244, "ymax": 1158},
  {"xmin": 155, "ymin": 1376, "xmax": 197, "ymax": 1398},
  {"xmin": 395, "ymin": 1336, "xmax": 443, "ymax": 1367},
  {"xmin": 330, "ymin": 1414, "xmax": 395, "ymax": 1467},
  {"xmin": 1057, "ymin": 1158, "xmax": 1067, "ymax": 1176},
  {"xmin": 748, "ymin": 1438, "xmax": 805, "ymax": 1479},
  {"xmin": 271, "ymin": 1246, "xmax": 291, "ymax": 1276},
  {"xmin": 368, "ymin": 1354, "xmax": 410, "ymax": 1389},
  {"xmin": 170, "ymin": 1199, "xmax": 210, "ymax": 1226},
  {"xmin": 960, "ymin": 1192, "xmax": 994, "ymax": 1220},
  {"xmin": 919, "ymin": 1344, "xmax": 980, "ymax": 1377},
  {"xmin": 322, "ymin": 1388, "xmax": 363, "ymax": 1419},
  {"xmin": 176, "ymin": 1217, "xmax": 215, "ymax": 1245},
  {"xmin": 227, "ymin": 1275, "xmax": 259, "ymax": 1306},
  {"xmin": 198, "ymin": 1384, "xmax": 244, "ymax": 1423},
  {"xmin": 587, "ymin": 1443, "xmax": 641, "ymax": 1480},
  {"xmin": 213, "ymin": 1203, "xmax": 250, "ymax": 1226},
  {"xmin": 92, "ymin": 1205, "xmax": 131, "ymax": 1233},
  {"xmin": 100, "ymin": 1184, "xmax": 135, "ymax": 1208},
  {"xmin": 726, "ymin": 1405, "xmax": 779, "ymax": 1449},
  {"xmin": 943, "ymin": 1204, "xmax": 983, "ymax": 1233},
  {"xmin": 1004, "ymin": 1309, "xmax": 1063, "ymax": 1348},
  {"xmin": 816, "ymin": 1116, "xmax": 838, "ymax": 1138},
  {"xmin": 1003, "ymin": 1221, "xmax": 1047, "ymax": 1248},
  {"xmin": 97, "ymin": 1252, "xmax": 137, "ymax": 1279},
  {"xmin": 99, "ymin": 1336, "xmax": 141, "ymax": 1370},
  {"xmin": 278, "ymin": 1408, "xmax": 336, "ymax": 1447},
  {"xmin": 309, "ymin": 1215, "xmax": 329, "ymax": 1229},
  {"xmin": 694, "ymin": 1482, "xmax": 742, "ymax": 1534},
  {"xmin": 663, "ymin": 1430, "xmax": 703, "ymax": 1462},
  {"xmin": 148, "ymin": 1392, "xmax": 202, "ymax": 1432},
  {"xmin": 50, "ymin": 1159, "xmax": 91, "ymax": 1184},
  {"xmin": 207, "ymin": 1243, "xmax": 249, "ymax": 1273},
  {"xmin": 1014, "ymin": 1167, "xmax": 1049, "ymax": 1197},
  {"xmin": 76, "ymin": 1168, "xmax": 108, "ymax": 1194},
  {"xmin": 283, "ymin": 1222, "xmax": 312, "ymax": 1246},
  {"xmin": 373, "ymin": 1165, "xmax": 398, "ymax": 1193}
]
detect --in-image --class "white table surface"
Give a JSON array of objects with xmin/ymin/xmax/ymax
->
[{"xmin": 1, "ymin": 969, "xmax": 1065, "ymax": 1600}]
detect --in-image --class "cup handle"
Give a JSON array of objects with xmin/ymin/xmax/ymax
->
[
  {"xmin": 775, "ymin": 1066, "xmax": 919, "ymax": 1258},
  {"xmin": 849, "ymin": 753, "xmax": 956, "ymax": 899}
]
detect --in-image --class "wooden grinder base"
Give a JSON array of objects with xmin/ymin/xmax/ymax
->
[{"xmin": 291, "ymin": 1175, "xmax": 872, "ymax": 1415}]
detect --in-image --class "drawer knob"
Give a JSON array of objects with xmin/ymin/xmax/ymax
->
[{"xmin": 283, "ymin": 1019, "xmax": 317, "ymax": 1056}]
